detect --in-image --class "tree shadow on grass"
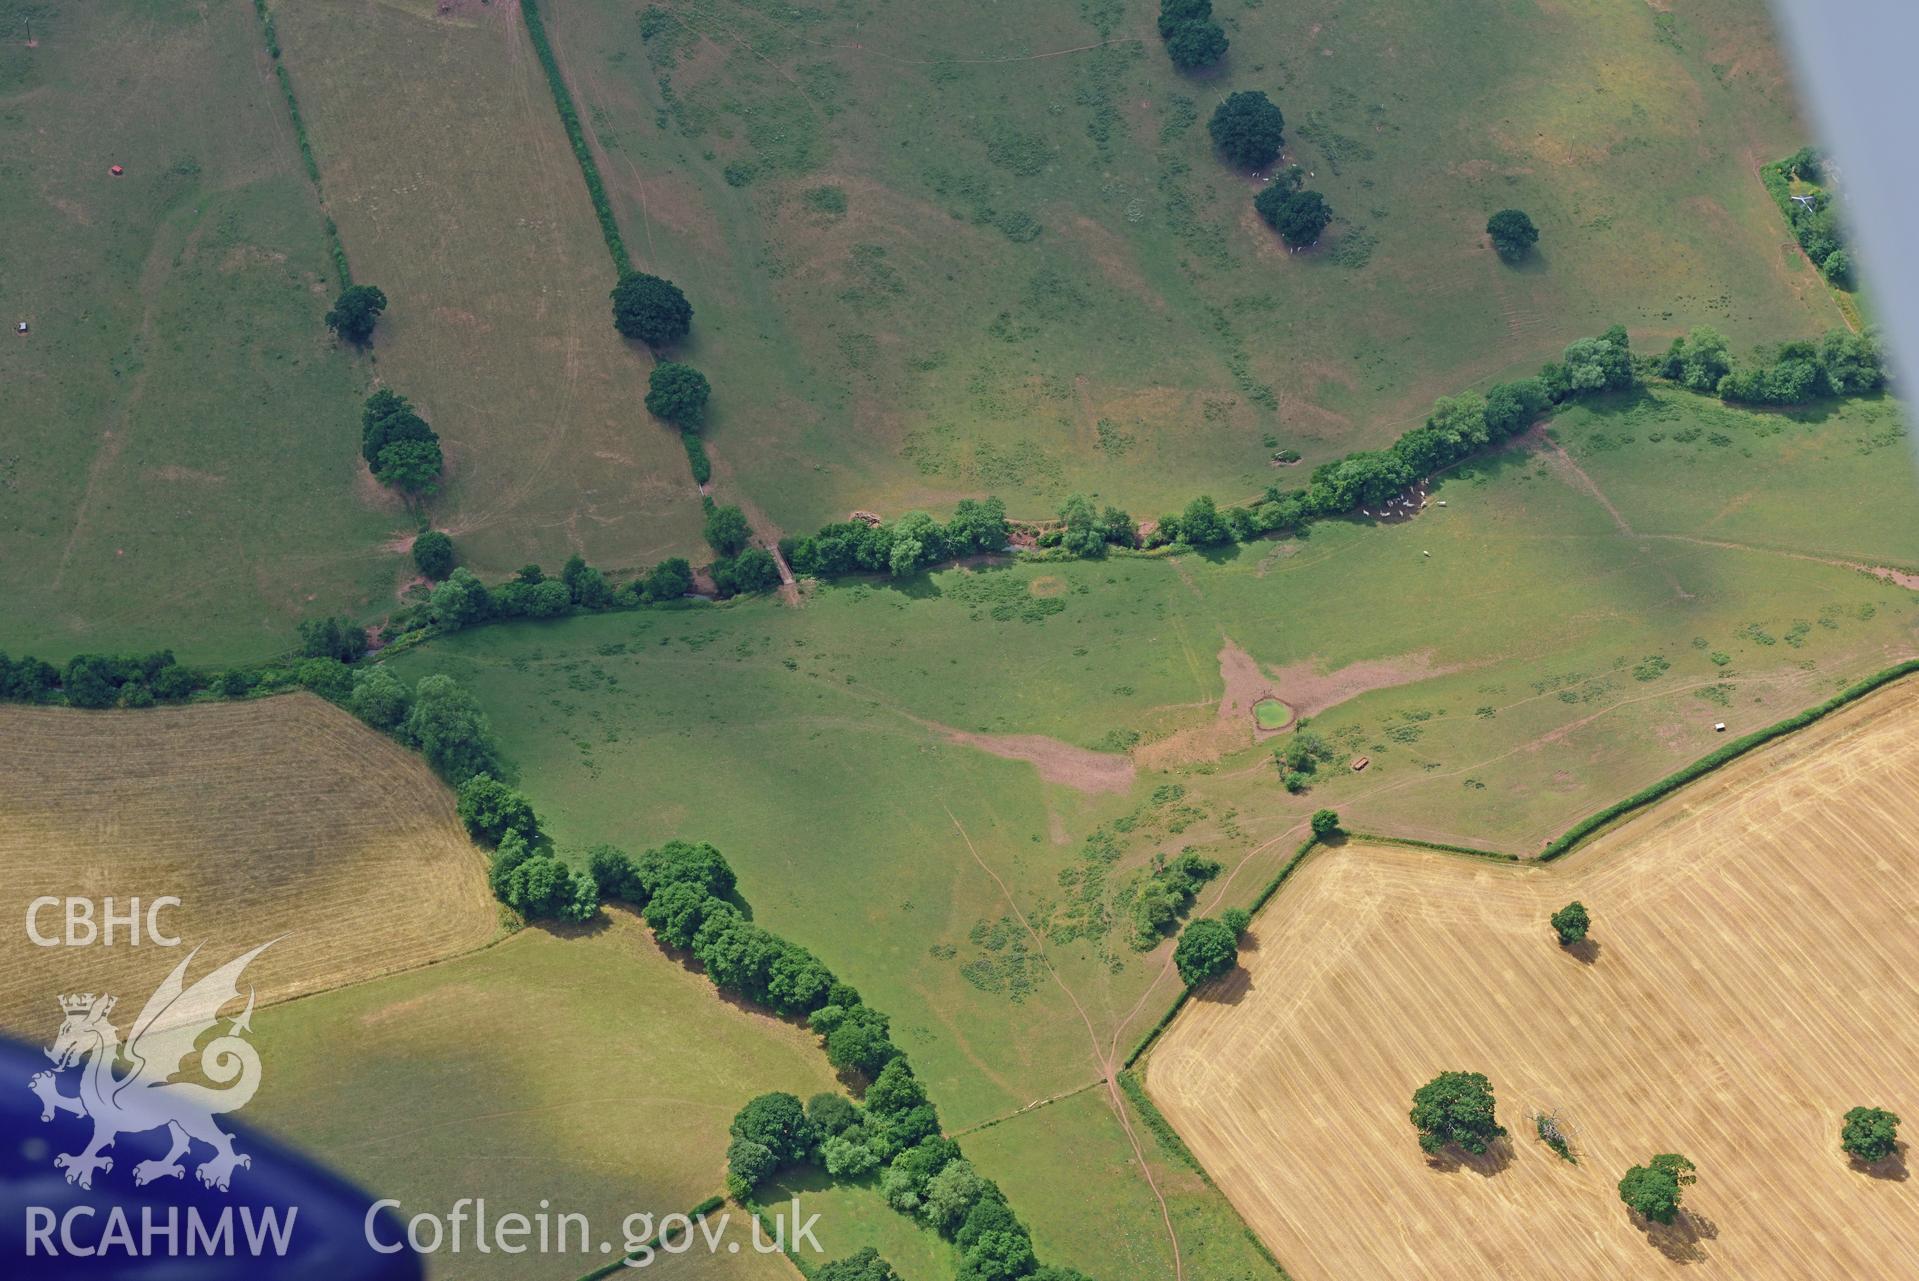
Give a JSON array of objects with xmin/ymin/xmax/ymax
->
[
  {"xmin": 765, "ymin": 1164, "xmax": 841, "ymax": 1200},
  {"xmin": 1496, "ymin": 246, "xmax": 1551, "ymax": 277},
  {"xmin": 541, "ymin": 912, "xmax": 613, "ymax": 941},
  {"xmin": 1424, "ymin": 1135, "xmax": 1514, "ymax": 1178},
  {"xmin": 1564, "ymin": 385, "xmax": 1661, "ymax": 421},
  {"xmin": 1633, "ymin": 1208, "xmax": 1718, "ymax": 1264},
  {"xmin": 879, "ymin": 572, "xmax": 945, "ymax": 601},
  {"xmin": 1192, "ymin": 540, "xmax": 1255, "ymax": 567},
  {"xmin": 1851, "ymin": 1141, "xmax": 1910, "ymax": 1182}
]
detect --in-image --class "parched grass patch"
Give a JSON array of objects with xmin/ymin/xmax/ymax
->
[
  {"xmin": 1028, "ymin": 574, "xmax": 1069, "ymax": 598},
  {"xmin": 0, "ymin": 695, "xmax": 496, "ymax": 1037}
]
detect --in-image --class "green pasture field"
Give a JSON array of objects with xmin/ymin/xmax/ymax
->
[
  {"xmin": 765, "ymin": 1084, "xmax": 1288, "ymax": 1280},
  {"xmin": 385, "ymin": 386, "xmax": 1918, "ymax": 1080},
  {"xmin": 249, "ymin": 915, "xmax": 838, "ymax": 1281},
  {"xmin": 768, "ymin": 1170, "xmax": 960, "ymax": 1279},
  {"xmin": 963, "ymin": 1086, "xmax": 1285, "ymax": 1281},
  {"xmin": 0, "ymin": 0, "xmax": 393, "ymax": 663},
  {"xmin": 385, "ymin": 386, "xmax": 1915, "ymax": 1277},
  {"xmin": 392, "ymin": 615, "xmax": 1143, "ymax": 1129},
  {"xmin": 269, "ymin": 0, "xmax": 707, "ymax": 579},
  {"xmin": 1547, "ymin": 388, "xmax": 1916, "ymax": 568},
  {"xmin": 534, "ymin": 0, "xmax": 1837, "ymax": 538},
  {"xmin": 624, "ymin": 1246, "xmax": 795, "ymax": 1281}
]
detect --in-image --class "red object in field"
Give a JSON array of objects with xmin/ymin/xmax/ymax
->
[{"xmin": 109, "ymin": 164, "xmax": 124, "ymax": 176}]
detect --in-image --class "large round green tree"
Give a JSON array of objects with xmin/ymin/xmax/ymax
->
[
  {"xmin": 1157, "ymin": 0, "xmax": 1212, "ymax": 38},
  {"xmin": 645, "ymin": 361, "xmax": 711, "ymax": 428},
  {"xmin": 360, "ymin": 389, "xmax": 436, "ymax": 469},
  {"xmin": 1618, "ymin": 1153, "xmax": 1696, "ymax": 1224},
  {"xmin": 1256, "ymin": 187, "xmax": 1332, "ymax": 248},
  {"xmin": 1841, "ymin": 1106, "xmax": 1901, "ymax": 1163},
  {"xmin": 325, "ymin": 284, "xmax": 387, "ymax": 345},
  {"xmin": 1164, "ymin": 17, "xmax": 1227, "ymax": 71},
  {"xmin": 1208, "ymin": 91, "xmax": 1285, "ymax": 170},
  {"xmin": 375, "ymin": 438, "xmax": 443, "ymax": 496},
  {"xmin": 704, "ymin": 504, "xmax": 752, "ymax": 557},
  {"xmin": 1174, "ymin": 917, "xmax": 1239, "ymax": 986},
  {"xmin": 1550, "ymin": 901, "xmax": 1590, "ymax": 945},
  {"xmin": 1409, "ymin": 1071, "xmax": 1505, "ymax": 1155},
  {"xmin": 611, "ymin": 271, "xmax": 693, "ymax": 347},
  {"xmin": 412, "ymin": 530, "xmax": 455, "ymax": 581},
  {"xmin": 1486, "ymin": 209, "xmax": 1539, "ymax": 262}
]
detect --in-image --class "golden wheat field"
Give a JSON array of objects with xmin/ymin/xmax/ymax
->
[
  {"xmin": 1146, "ymin": 679, "xmax": 1919, "ymax": 1280},
  {"xmin": 0, "ymin": 695, "xmax": 497, "ymax": 1040}
]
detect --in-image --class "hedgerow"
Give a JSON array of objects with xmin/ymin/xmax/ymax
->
[
  {"xmin": 383, "ymin": 551, "xmax": 725, "ymax": 648},
  {"xmin": 249, "ymin": 3, "xmax": 351, "ymax": 289},
  {"xmin": 1539, "ymin": 659, "xmax": 1919, "ymax": 860},
  {"xmin": 1349, "ymin": 833, "xmax": 1520, "ymax": 863},
  {"xmin": 683, "ymin": 435, "xmax": 714, "ymax": 487},
  {"xmin": 519, "ymin": 0, "xmax": 631, "ymax": 274},
  {"xmin": 1761, "ymin": 148, "xmax": 1852, "ymax": 287},
  {"xmin": 576, "ymin": 841, "xmax": 1090, "ymax": 1280},
  {"xmin": 776, "ymin": 322, "xmax": 1885, "ymax": 586},
  {"xmin": 1117, "ymin": 1070, "xmax": 1209, "ymax": 1180}
]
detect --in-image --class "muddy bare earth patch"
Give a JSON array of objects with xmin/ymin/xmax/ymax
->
[
  {"xmin": 1139, "ymin": 641, "xmax": 1456, "ymax": 768},
  {"xmin": 1265, "ymin": 649, "xmax": 1456, "ymax": 717},
  {"xmin": 1136, "ymin": 640, "xmax": 1286, "ymax": 768},
  {"xmin": 926, "ymin": 722, "xmax": 1135, "ymax": 794}
]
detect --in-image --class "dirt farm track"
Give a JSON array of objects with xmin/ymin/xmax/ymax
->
[
  {"xmin": 1146, "ymin": 678, "xmax": 1919, "ymax": 1280},
  {"xmin": 0, "ymin": 695, "xmax": 497, "ymax": 1039}
]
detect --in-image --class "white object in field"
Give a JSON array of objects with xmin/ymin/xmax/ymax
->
[
  {"xmin": 1714, "ymin": 722, "xmax": 1727, "ymax": 732},
  {"xmin": 15, "ymin": 322, "xmax": 25, "ymax": 334},
  {"xmin": 1437, "ymin": 500, "xmax": 1447, "ymax": 506},
  {"xmin": 1423, "ymin": 550, "xmax": 1431, "ymax": 557}
]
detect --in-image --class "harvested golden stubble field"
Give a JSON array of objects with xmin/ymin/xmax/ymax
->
[
  {"xmin": 1145, "ymin": 679, "xmax": 1919, "ymax": 1280},
  {"xmin": 0, "ymin": 695, "xmax": 496, "ymax": 1038}
]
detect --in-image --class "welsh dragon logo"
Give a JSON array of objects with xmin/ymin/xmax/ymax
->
[{"xmin": 28, "ymin": 940, "xmax": 276, "ymax": 1192}]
